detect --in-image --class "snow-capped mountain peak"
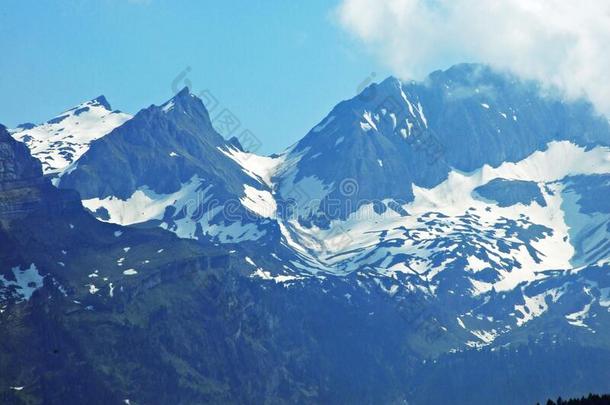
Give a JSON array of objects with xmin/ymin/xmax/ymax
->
[{"xmin": 10, "ymin": 96, "xmax": 132, "ymax": 175}]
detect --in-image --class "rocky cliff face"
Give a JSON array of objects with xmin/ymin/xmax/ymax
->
[
  {"xmin": 0, "ymin": 125, "xmax": 80, "ymax": 222},
  {"xmin": 0, "ymin": 124, "xmax": 43, "ymax": 189}
]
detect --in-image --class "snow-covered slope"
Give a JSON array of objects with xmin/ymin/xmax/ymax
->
[
  {"xmin": 275, "ymin": 142, "xmax": 610, "ymax": 289},
  {"xmin": 10, "ymin": 96, "xmax": 131, "ymax": 175}
]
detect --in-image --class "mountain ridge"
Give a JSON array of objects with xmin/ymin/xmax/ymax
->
[{"xmin": 3, "ymin": 62, "xmax": 610, "ymax": 404}]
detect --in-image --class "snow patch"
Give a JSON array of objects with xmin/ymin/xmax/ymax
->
[
  {"xmin": 241, "ymin": 184, "xmax": 276, "ymax": 218},
  {"xmin": 0, "ymin": 264, "xmax": 44, "ymax": 302}
]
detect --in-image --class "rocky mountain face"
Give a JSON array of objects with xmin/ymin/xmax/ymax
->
[
  {"xmin": 0, "ymin": 125, "xmax": 80, "ymax": 222},
  {"xmin": 0, "ymin": 124, "xmax": 44, "ymax": 192},
  {"xmin": 3, "ymin": 64, "xmax": 610, "ymax": 404},
  {"xmin": 276, "ymin": 63, "xmax": 610, "ymax": 223},
  {"xmin": 58, "ymin": 88, "xmax": 243, "ymax": 199},
  {"xmin": 57, "ymin": 87, "xmax": 277, "ymax": 243}
]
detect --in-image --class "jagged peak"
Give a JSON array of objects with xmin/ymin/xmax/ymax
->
[
  {"xmin": 158, "ymin": 86, "xmax": 203, "ymax": 114},
  {"xmin": 175, "ymin": 86, "xmax": 191, "ymax": 98},
  {"xmin": 89, "ymin": 95, "xmax": 112, "ymax": 110}
]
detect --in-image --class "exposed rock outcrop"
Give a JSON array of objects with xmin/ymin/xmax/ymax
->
[{"xmin": 0, "ymin": 125, "xmax": 80, "ymax": 222}]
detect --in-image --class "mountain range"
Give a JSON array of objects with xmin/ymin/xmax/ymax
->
[{"xmin": 2, "ymin": 63, "xmax": 610, "ymax": 404}]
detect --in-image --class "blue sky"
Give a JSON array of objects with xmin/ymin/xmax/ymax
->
[
  {"xmin": 0, "ymin": 0, "xmax": 391, "ymax": 154},
  {"xmin": 3, "ymin": 2, "xmax": 607, "ymax": 154}
]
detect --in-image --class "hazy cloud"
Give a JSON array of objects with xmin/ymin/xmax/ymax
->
[{"xmin": 336, "ymin": 0, "xmax": 610, "ymax": 115}]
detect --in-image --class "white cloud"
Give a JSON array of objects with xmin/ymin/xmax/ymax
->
[{"xmin": 336, "ymin": 0, "xmax": 610, "ymax": 115}]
